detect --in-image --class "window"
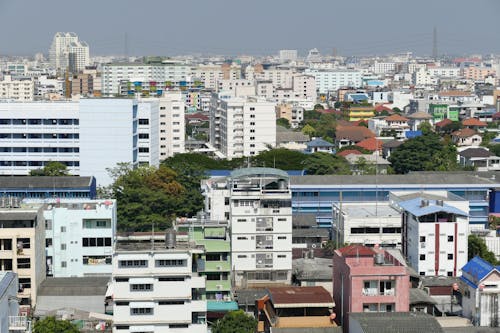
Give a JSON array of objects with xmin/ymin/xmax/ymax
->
[
  {"xmin": 61, "ymin": 261, "xmax": 67, "ymax": 268},
  {"xmin": 448, "ymin": 254, "xmax": 453, "ymax": 260},
  {"xmin": 448, "ymin": 236, "xmax": 454, "ymax": 242},
  {"xmin": 237, "ymin": 237, "xmax": 248, "ymax": 240},
  {"xmin": 419, "ymin": 254, "xmax": 425, "ymax": 260},
  {"xmin": 277, "ymin": 255, "xmax": 286, "ymax": 258},
  {"xmin": 131, "ymin": 308, "xmax": 153, "ymax": 315},
  {"xmin": 61, "ymin": 226, "xmax": 66, "ymax": 232},
  {"xmin": 139, "ymin": 147, "xmax": 149, "ymax": 153},
  {"xmin": 17, "ymin": 258, "xmax": 30, "ymax": 269},
  {"xmin": 419, "ymin": 236, "xmax": 426, "ymax": 242},
  {"xmin": 45, "ymin": 239, "xmax": 52, "ymax": 247},
  {"xmin": 155, "ymin": 259, "xmax": 186, "ymax": 267},
  {"xmin": 237, "ymin": 255, "xmax": 247, "ymax": 258},
  {"xmin": 130, "ymin": 284, "xmax": 153, "ymax": 291},
  {"xmin": 119, "ymin": 260, "xmax": 147, "ymax": 268},
  {"xmin": 278, "ymin": 236, "xmax": 286, "ymax": 240},
  {"xmin": 159, "ymin": 300, "xmax": 184, "ymax": 305},
  {"xmin": 159, "ymin": 277, "xmax": 184, "ymax": 281},
  {"xmin": 138, "ymin": 119, "xmax": 149, "ymax": 125},
  {"xmin": 61, "ymin": 244, "xmax": 66, "ymax": 250}
]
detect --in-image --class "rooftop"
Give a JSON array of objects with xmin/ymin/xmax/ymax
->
[
  {"xmin": 0, "ymin": 176, "xmax": 94, "ymax": 189},
  {"xmin": 355, "ymin": 137, "xmax": 384, "ymax": 151},
  {"xmin": 407, "ymin": 111, "xmax": 433, "ymax": 119},
  {"xmin": 462, "ymin": 118, "xmax": 487, "ymax": 127},
  {"xmin": 293, "ymin": 258, "xmax": 333, "ymax": 281},
  {"xmin": 398, "ymin": 197, "xmax": 468, "ymax": 217},
  {"xmin": 459, "ymin": 148, "xmax": 494, "ymax": 158},
  {"xmin": 230, "ymin": 167, "xmax": 289, "ymax": 180},
  {"xmin": 38, "ymin": 277, "xmax": 110, "ymax": 296},
  {"xmin": 267, "ymin": 286, "xmax": 334, "ymax": 308},
  {"xmin": 336, "ymin": 202, "xmax": 399, "ymax": 218},
  {"xmin": 452, "ymin": 128, "xmax": 478, "ymax": 138},
  {"xmin": 348, "ymin": 312, "xmax": 443, "ymax": 333},
  {"xmin": 337, "ymin": 244, "xmax": 375, "ymax": 257}
]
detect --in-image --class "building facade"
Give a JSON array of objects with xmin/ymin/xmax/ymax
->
[
  {"xmin": 158, "ymin": 93, "xmax": 185, "ymax": 159},
  {"xmin": 0, "ymin": 75, "xmax": 34, "ymax": 101},
  {"xmin": 49, "ymin": 32, "xmax": 89, "ymax": 72}
]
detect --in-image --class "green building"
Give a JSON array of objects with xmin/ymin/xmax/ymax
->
[
  {"xmin": 177, "ymin": 219, "xmax": 238, "ymax": 318},
  {"xmin": 429, "ymin": 104, "xmax": 448, "ymax": 121},
  {"xmin": 447, "ymin": 107, "xmax": 460, "ymax": 121}
]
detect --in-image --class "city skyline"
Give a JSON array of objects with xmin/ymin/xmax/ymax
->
[{"xmin": 1, "ymin": 0, "xmax": 500, "ymax": 57}]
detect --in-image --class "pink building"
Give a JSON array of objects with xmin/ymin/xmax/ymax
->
[{"xmin": 332, "ymin": 245, "xmax": 410, "ymax": 332}]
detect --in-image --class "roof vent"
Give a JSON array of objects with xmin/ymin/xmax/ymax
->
[{"xmin": 420, "ymin": 199, "xmax": 429, "ymax": 207}]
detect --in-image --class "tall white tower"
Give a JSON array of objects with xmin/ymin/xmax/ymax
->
[{"xmin": 49, "ymin": 32, "xmax": 89, "ymax": 72}]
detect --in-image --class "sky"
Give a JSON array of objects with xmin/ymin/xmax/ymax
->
[{"xmin": 1, "ymin": 0, "xmax": 500, "ymax": 57}]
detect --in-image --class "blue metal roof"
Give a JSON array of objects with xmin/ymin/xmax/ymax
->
[
  {"xmin": 398, "ymin": 197, "xmax": 468, "ymax": 217},
  {"xmin": 207, "ymin": 300, "xmax": 239, "ymax": 312},
  {"xmin": 346, "ymin": 93, "xmax": 369, "ymax": 102},
  {"xmin": 307, "ymin": 138, "xmax": 334, "ymax": 148},
  {"xmin": 460, "ymin": 256, "xmax": 497, "ymax": 288},
  {"xmin": 405, "ymin": 130, "xmax": 422, "ymax": 139}
]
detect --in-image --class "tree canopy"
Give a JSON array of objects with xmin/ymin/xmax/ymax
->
[
  {"xmin": 388, "ymin": 132, "xmax": 460, "ymax": 174},
  {"xmin": 34, "ymin": 317, "xmax": 79, "ymax": 333},
  {"xmin": 212, "ymin": 310, "xmax": 257, "ymax": 333},
  {"xmin": 302, "ymin": 152, "xmax": 351, "ymax": 175},
  {"xmin": 468, "ymin": 234, "xmax": 498, "ymax": 265},
  {"xmin": 276, "ymin": 117, "xmax": 291, "ymax": 129},
  {"xmin": 30, "ymin": 161, "xmax": 69, "ymax": 176},
  {"xmin": 250, "ymin": 148, "xmax": 306, "ymax": 170}
]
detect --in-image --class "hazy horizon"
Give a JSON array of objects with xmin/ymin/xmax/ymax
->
[{"xmin": 1, "ymin": 0, "xmax": 500, "ymax": 58}]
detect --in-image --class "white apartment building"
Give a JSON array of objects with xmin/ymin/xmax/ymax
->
[
  {"xmin": 210, "ymin": 95, "xmax": 276, "ymax": 159},
  {"xmin": 291, "ymin": 74, "xmax": 317, "ymax": 102},
  {"xmin": 332, "ymin": 202, "xmax": 402, "ymax": 248},
  {"xmin": 138, "ymin": 100, "xmax": 160, "ymax": 167},
  {"xmin": 413, "ymin": 67, "xmax": 439, "ymax": 86},
  {"xmin": 192, "ymin": 63, "xmax": 241, "ymax": 90},
  {"xmin": 428, "ymin": 67, "xmax": 462, "ymax": 78},
  {"xmin": 0, "ymin": 202, "xmax": 45, "ymax": 313},
  {"xmin": 158, "ymin": 92, "xmax": 185, "ymax": 159},
  {"xmin": 0, "ymin": 76, "xmax": 34, "ymax": 101},
  {"xmin": 0, "ymin": 272, "xmax": 26, "ymax": 333},
  {"xmin": 373, "ymin": 62, "xmax": 396, "ymax": 74},
  {"xmin": 40, "ymin": 199, "xmax": 116, "ymax": 278},
  {"xmin": 202, "ymin": 168, "xmax": 293, "ymax": 288},
  {"xmin": 398, "ymin": 196, "xmax": 469, "ymax": 277},
  {"xmin": 255, "ymin": 81, "xmax": 275, "ymax": 100},
  {"xmin": 34, "ymin": 76, "xmax": 64, "ymax": 99},
  {"xmin": 0, "ymin": 99, "xmax": 152, "ymax": 186},
  {"xmin": 279, "ymin": 50, "xmax": 298, "ymax": 62},
  {"xmin": 101, "ymin": 61, "xmax": 191, "ymax": 96},
  {"xmin": 255, "ymin": 68, "xmax": 294, "ymax": 89},
  {"xmin": 112, "ymin": 235, "xmax": 207, "ymax": 333},
  {"xmin": 218, "ymin": 79, "xmax": 255, "ymax": 96},
  {"xmin": 49, "ymin": 32, "xmax": 89, "ymax": 72},
  {"xmin": 305, "ymin": 69, "xmax": 362, "ymax": 94}
]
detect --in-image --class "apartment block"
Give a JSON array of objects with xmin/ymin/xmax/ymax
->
[
  {"xmin": 137, "ymin": 100, "xmax": 160, "ymax": 167},
  {"xmin": 49, "ymin": 32, "xmax": 89, "ymax": 73},
  {"xmin": 41, "ymin": 199, "xmax": 116, "ymax": 277},
  {"xmin": 0, "ymin": 75, "xmax": 34, "ymax": 101},
  {"xmin": 399, "ymin": 195, "xmax": 469, "ymax": 277},
  {"xmin": 112, "ymin": 234, "xmax": 207, "ymax": 333},
  {"xmin": 192, "ymin": 63, "xmax": 241, "ymax": 90},
  {"xmin": 305, "ymin": 69, "xmax": 362, "ymax": 94},
  {"xmin": 203, "ymin": 168, "xmax": 293, "ymax": 288},
  {"xmin": 333, "ymin": 245, "xmax": 410, "ymax": 331},
  {"xmin": 275, "ymin": 104, "xmax": 304, "ymax": 129},
  {"xmin": 210, "ymin": 95, "xmax": 276, "ymax": 159},
  {"xmin": 158, "ymin": 92, "xmax": 185, "ymax": 159},
  {"xmin": 0, "ymin": 202, "xmax": 46, "ymax": 314}
]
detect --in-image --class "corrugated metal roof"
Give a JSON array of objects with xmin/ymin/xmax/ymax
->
[
  {"xmin": 267, "ymin": 286, "xmax": 333, "ymax": 307},
  {"xmin": 398, "ymin": 198, "xmax": 468, "ymax": 217},
  {"xmin": 230, "ymin": 167, "xmax": 289, "ymax": 179},
  {"xmin": 349, "ymin": 312, "xmax": 443, "ymax": 333}
]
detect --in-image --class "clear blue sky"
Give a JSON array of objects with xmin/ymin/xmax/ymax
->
[{"xmin": 1, "ymin": 0, "xmax": 499, "ymax": 57}]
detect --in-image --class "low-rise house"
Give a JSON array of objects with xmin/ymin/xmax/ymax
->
[
  {"xmin": 462, "ymin": 118, "xmax": 487, "ymax": 132},
  {"xmin": 276, "ymin": 126, "xmax": 309, "ymax": 151},
  {"xmin": 382, "ymin": 140, "xmax": 403, "ymax": 159},
  {"xmin": 256, "ymin": 286, "xmax": 337, "ymax": 332},
  {"xmin": 409, "ymin": 288, "xmax": 437, "ymax": 314},
  {"xmin": 305, "ymin": 138, "xmax": 335, "ymax": 154},
  {"xmin": 293, "ymin": 257, "xmax": 333, "ymax": 296},
  {"xmin": 452, "ymin": 128, "xmax": 482, "ymax": 147},
  {"xmin": 355, "ymin": 138, "xmax": 384, "ymax": 153},
  {"xmin": 458, "ymin": 147, "xmax": 500, "ymax": 171},
  {"xmin": 344, "ymin": 153, "xmax": 390, "ymax": 175},
  {"xmin": 460, "ymin": 256, "xmax": 500, "ymax": 327},
  {"xmin": 335, "ymin": 126, "xmax": 375, "ymax": 149},
  {"xmin": 407, "ymin": 111, "xmax": 433, "ymax": 131}
]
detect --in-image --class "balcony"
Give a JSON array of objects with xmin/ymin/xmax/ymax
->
[
  {"xmin": 9, "ymin": 316, "xmax": 31, "ymax": 332},
  {"xmin": 203, "ymin": 261, "xmax": 230, "ymax": 272},
  {"xmin": 362, "ymin": 288, "xmax": 395, "ymax": 296},
  {"xmin": 206, "ymin": 280, "xmax": 231, "ymax": 291}
]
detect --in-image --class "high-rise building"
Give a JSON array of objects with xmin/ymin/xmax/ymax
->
[
  {"xmin": 209, "ymin": 95, "xmax": 276, "ymax": 159},
  {"xmin": 49, "ymin": 32, "xmax": 89, "ymax": 72},
  {"xmin": 0, "ymin": 75, "xmax": 34, "ymax": 101},
  {"xmin": 157, "ymin": 92, "xmax": 185, "ymax": 159},
  {"xmin": 279, "ymin": 50, "xmax": 298, "ymax": 63},
  {"xmin": 202, "ymin": 168, "xmax": 293, "ymax": 288}
]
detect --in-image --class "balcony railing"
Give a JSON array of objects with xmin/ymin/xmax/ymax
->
[
  {"xmin": 362, "ymin": 288, "xmax": 395, "ymax": 296},
  {"xmin": 9, "ymin": 316, "xmax": 31, "ymax": 332}
]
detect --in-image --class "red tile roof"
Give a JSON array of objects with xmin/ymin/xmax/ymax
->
[
  {"xmin": 338, "ymin": 244, "xmax": 375, "ymax": 257},
  {"xmin": 439, "ymin": 90, "xmax": 472, "ymax": 97},
  {"xmin": 351, "ymin": 120, "xmax": 368, "ymax": 126},
  {"xmin": 493, "ymin": 112, "xmax": 500, "ymax": 120},
  {"xmin": 452, "ymin": 128, "xmax": 478, "ymax": 138},
  {"xmin": 335, "ymin": 126, "xmax": 375, "ymax": 142},
  {"xmin": 374, "ymin": 105, "xmax": 393, "ymax": 113},
  {"xmin": 355, "ymin": 137, "xmax": 383, "ymax": 151},
  {"xmin": 384, "ymin": 114, "xmax": 408, "ymax": 122},
  {"xmin": 434, "ymin": 118, "xmax": 453, "ymax": 128},
  {"xmin": 337, "ymin": 150, "xmax": 363, "ymax": 157},
  {"xmin": 462, "ymin": 118, "xmax": 487, "ymax": 127}
]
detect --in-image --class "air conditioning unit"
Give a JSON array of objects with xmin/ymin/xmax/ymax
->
[
  {"xmin": 216, "ymin": 285, "xmax": 223, "ymax": 290},
  {"xmin": 217, "ymin": 265, "xmax": 222, "ymax": 271}
]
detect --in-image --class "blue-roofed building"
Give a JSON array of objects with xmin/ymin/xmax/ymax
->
[
  {"xmin": 460, "ymin": 256, "xmax": 500, "ymax": 327},
  {"xmin": 405, "ymin": 130, "xmax": 422, "ymax": 139},
  {"xmin": 344, "ymin": 93, "xmax": 369, "ymax": 103},
  {"xmin": 399, "ymin": 195, "xmax": 469, "ymax": 277},
  {"xmin": 305, "ymin": 138, "xmax": 335, "ymax": 154}
]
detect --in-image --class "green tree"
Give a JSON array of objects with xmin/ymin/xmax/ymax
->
[
  {"xmin": 468, "ymin": 234, "xmax": 498, "ymax": 265},
  {"xmin": 337, "ymin": 145, "xmax": 371, "ymax": 154},
  {"xmin": 388, "ymin": 132, "xmax": 459, "ymax": 174},
  {"xmin": 212, "ymin": 310, "xmax": 257, "ymax": 333},
  {"xmin": 392, "ymin": 107, "xmax": 402, "ymax": 114},
  {"xmin": 30, "ymin": 161, "xmax": 69, "ymax": 176},
  {"xmin": 418, "ymin": 121, "xmax": 433, "ymax": 135},
  {"xmin": 441, "ymin": 121, "xmax": 462, "ymax": 134},
  {"xmin": 334, "ymin": 101, "xmax": 341, "ymax": 108},
  {"xmin": 314, "ymin": 103, "xmax": 324, "ymax": 110},
  {"xmin": 277, "ymin": 118, "xmax": 291, "ymax": 129},
  {"xmin": 353, "ymin": 156, "xmax": 376, "ymax": 175},
  {"xmin": 301, "ymin": 124, "xmax": 316, "ymax": 138},
  {"xmin": 481, "ymin": 131, "xmax": 497, "ymax": 147},
  {"xmin": 250, "ymin": 148, "xmax": 306, "ymax": 170},
  {"xmin": 34, "ymin": 316, "xmax": 79, "ymax": 333},
  {"xmin": 302, "ymin": 152, "xmax": 350, "ymax": 175},
  {"xmin": 109, "ymin": 165, "xmax": 187, "ymax": 232}
]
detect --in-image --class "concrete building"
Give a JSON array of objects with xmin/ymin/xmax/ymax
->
[
  {"xmin": 291, "ymin": 74, "xmax": 317, "ymax": 102},
  {"xmin": 464, "ymin": 67, "xmax": 497, "ymax": 81},
  {"xmin": 203, "ymin": 168, "xmax": 293, "ymax": 288},
  {"xmin": 0, "ymin": 75, "xmax": 34, "ymax": 101},
  {"xmin": 49, "ymin": 32, "xmax": 89, "ymax": 72},
  {"xmin": 69, "ymin": 73, "xmax": 93, "ymax": 97},
  {"xmin": 0, "ymin": 272, "xmax": 29, "ymax": 333},
  {"xmin": 210, "ymin": 96, "xmax": 276, "ymax": 159},
  {"xmin": 333, "ymin": 245, "xmax": 410, "ymax": 331},
  {"xmin": 41, "ymin": 199, "xmax": 116, "ymax": 278},
  {"xmin": 460, "ymin": 256, "xmax": 500, "ymax": 327},
  {"xmin": 399, "ymin": 195, "xmax": 469, "ymax": 277},
  {"xmin": 305, "ymin": 69, "xmax": 362, "ymax": 94},
  {"xmin": 192, "ymin": 63, "xmax": 241, "ymax": 90},
  {"xmin": 255, "ymin": 68, "xmax": 294, "ymax": 89},
  {"xmin": 101, "ymin": 60, "xmax": 191, "ymax": 96},
  {"xmin": 279, "ymin": 50, "xmax": 298, "ymax": 63},
  {"xmin": 112, "ymin": 234, "xmax": 207, "ymax": 333},
  {"xmin": 275, "ymin": 104, "xmax": 304, "ymax": 129},
  {"xmin": 0, "ymin": 99, "xmax": 149, "ymax": 186},
  {"xmin": 332, "ymin": 202, "xmax": 402, "ymax": 248},
  {"xmin": 137, "ymin": 100, "xmax": 160, "ymax": 167},
  {"xmin": 0, "ymin": 202, "xmax": 46, "ymax": 314},
  {"xmin": 158, "ymin": 92, "xmax": 186, "ymax": 159},
  {"xmin": 373, "ymin": 62, "xmax": 396, "ymax": 74}
]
